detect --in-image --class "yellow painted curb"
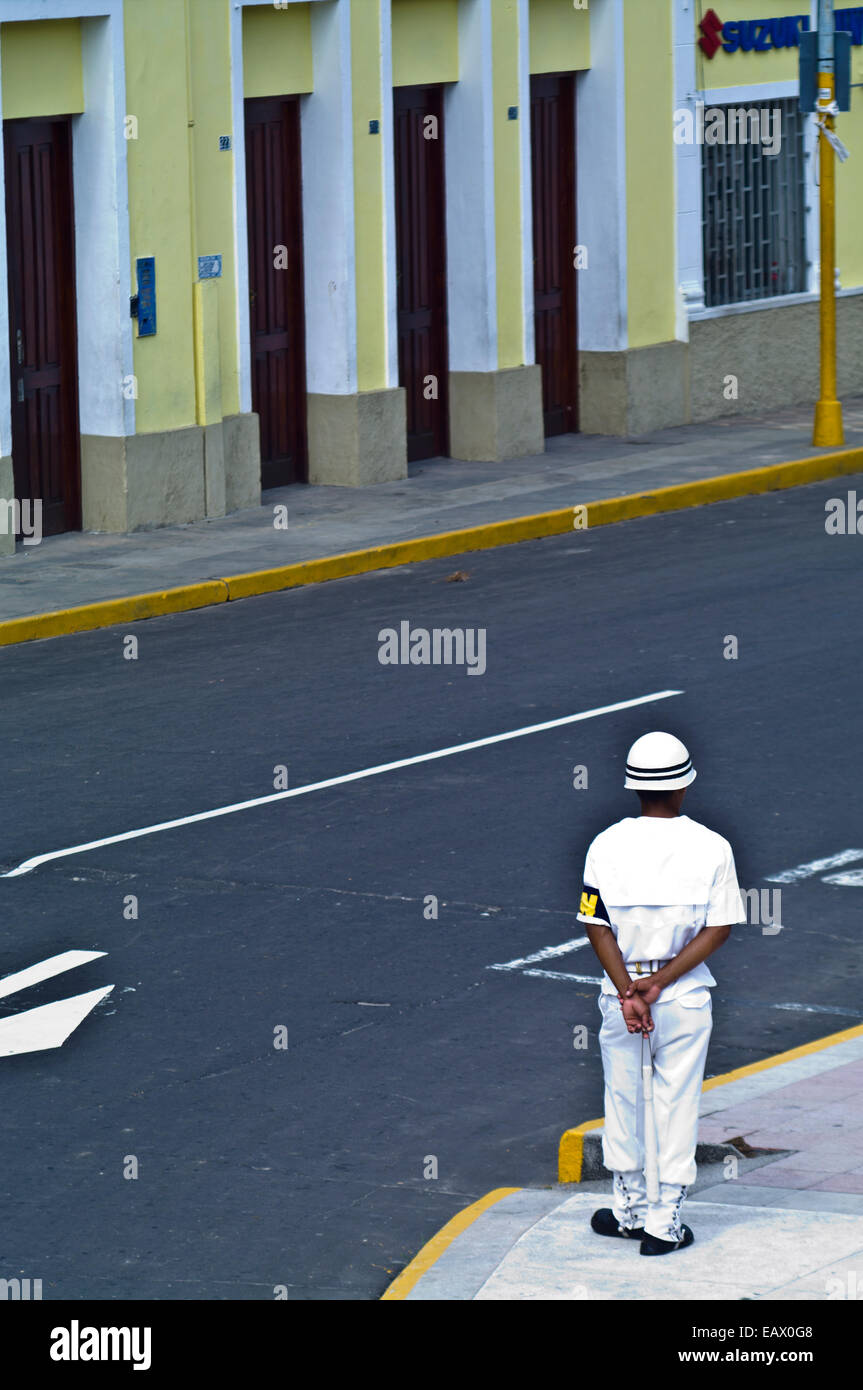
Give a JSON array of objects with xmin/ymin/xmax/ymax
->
[
  {"xmin": 0, "ymin": 581, "xmax": 228, "ymax": 648},
  {"xmin": 382, "ymin": 1021, "xmax": 863, "ymax": 1297},
  {"xmin": 2, "ymin": 445, "xmax": 862, "ymax": 648},
  {"xmin": 380, "ymin": 1187, "xmax": 521, "ymax": 1301},
  {"xmin": 224, "ymin": 445, "xmax": 863, "ymax": 600},
  {"xmin": 382, "ymin": 1022, "xmax": 863, "ymax": 1298},
  {"xmin": 558, "ymin": 1020, "xmax": 863, "ymax": 1183},
  {"xmin": 700, "ymin": 1019, "xmax": 863, "ymax": 1091},
  {"xmin": 558, "ymin": 1116, "xmax": 605, "ymax": 1184}
]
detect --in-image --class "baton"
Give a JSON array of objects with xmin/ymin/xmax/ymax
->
[{"xmin": 642, "ymin": 1029, "xmax": 660, "ymax": 1205}]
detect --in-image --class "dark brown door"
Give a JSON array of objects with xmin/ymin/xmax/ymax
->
[
  {"xmin": 245, "ymin": 96, "xmax": 307, "ymax": 488},
  {"xmin": 4, "ymin": 117, "xmax": 81, "ymax": 536},
  {"xmin": 531, "ymin": 74, "xmax": 578, "ymax": 436},
  {"xmin": 394, "ymin": 85, "xmax": 448, "ymax": 462}
]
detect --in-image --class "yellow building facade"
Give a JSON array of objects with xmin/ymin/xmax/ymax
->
[{"xmin": 1, "ymin": 0, "xmax": 862, "ymax": 551}]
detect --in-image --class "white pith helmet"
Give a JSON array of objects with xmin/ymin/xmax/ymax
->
[{"xmin": 624, "ymin": 731, "xmax": 696, "ymax": 792}]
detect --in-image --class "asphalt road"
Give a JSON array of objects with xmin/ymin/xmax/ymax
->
[{"xmin": 0, "ymin": 475, "xmax": 860, "ymax": 1300}]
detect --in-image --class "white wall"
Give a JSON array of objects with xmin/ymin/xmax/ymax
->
[
  {"xmin": 231, "ymin": 0, "xmax": 355, "ymax": 407},
  {"xmin": 575, "ymin": 0, "xmax": 628, "ymax": 353},
  {"xmin": 673, "ymin": 0, "xmax": 702, "ymax": 328},
  {"xmin": 445, "ymin": 0, "xmax": 497, "ymax": 373},
  {"xmin": 302, "ymin": 0, "xmax": 357, "ymax": 394},
  {"xmin": 0, "ymin": 0, "xmax": 132, "ymax": 456},
  {"xmin": 75, "ymin": 10, "xmax": 134, "ymax": 437}
]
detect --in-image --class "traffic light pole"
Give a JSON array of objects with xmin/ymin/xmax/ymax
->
[{"xmin": 813, "ymin": 0, "xmax": 844, "ymax": 446}]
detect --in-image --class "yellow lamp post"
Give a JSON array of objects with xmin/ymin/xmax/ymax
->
[{"xmin": 813, "ymin": 0, "xmax": 844, "ymax": 446}]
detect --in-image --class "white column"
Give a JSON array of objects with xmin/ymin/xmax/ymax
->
[
  {"xmin": 517, "ymin": 0, "xmax": 534, "ymax": 366},
  {"xmin": 576, "ymin": 0, "xmax": 628, "ymax": 352},
  {"xmin": 673, "ymin": 0, "xmax": 704, "ymax": 328},
  {"xmin": 302, "ymin": 0, "xmax": 357, "ymax": 394},
  {"xmin": 444, "ymin": 0, "xmax": 497, "ymax": 373},
  {"xmin": 75, "ymin": 11, "xmax": 134, "ymax": 438},
  {"xmin": 380, "ymin": 0, "xmax": 399, "ymax": 388},
  {"xmin": 0, "ymin": 74, "xmax": 11, "ymax": 465}
]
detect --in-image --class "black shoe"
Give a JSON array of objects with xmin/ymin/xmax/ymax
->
[
  {"xmin": 640, "ymin": 1225, "xmax": 695, "ymax": 1256},
  {"xmin": 591, "ymin": 1208, "xmax": 645, "ymax": 1240}
]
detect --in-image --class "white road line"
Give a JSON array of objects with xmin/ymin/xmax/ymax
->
[
  {"xmin": 765, "ymin": 849, "xmax": 863, "ymax": 883},
  {"xmin": 0, "ymin": 950, "xmax": 105, "ymax": 1001},
  {"xmin": 822, "ymin": 869, "xmax": 863, "ymax": 887},
  {"xmin": 521, "ymin": 970, "xmax": 604, "ymax": 983},
  {"xmin": 768, "ymin": 1000, "xmax": 863, "ymax": 1016},
  {"xmin": 0, "ymin": 987, "xmax": 114, "ymax": 1057},
  {"xmin": 2, "ymin": 689, "xmax": 682, "ymax": 879},
  {"xmin": 487, "ymin": 937, "xmax": 589, "ymax": 971}
]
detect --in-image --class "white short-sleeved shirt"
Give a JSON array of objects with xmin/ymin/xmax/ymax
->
[{"xmin": 576, "ymin": 815, "xmax": 746, "ymax": 1000}]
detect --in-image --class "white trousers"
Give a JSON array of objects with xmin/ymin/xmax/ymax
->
[{"xmin": 598, "ymin": 991, "xmax": 712, "ymax": 1241}]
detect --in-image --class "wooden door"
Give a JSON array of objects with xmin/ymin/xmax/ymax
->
[
  {"xmin": 531, "ymin": 74, "xmax": 578, "ymax": 436},
  {"xmin": 245, "ymin": 96, "xmax": 307, "ymax": 488},
  {"xmin": 394, "ymin": 85, "xmax": 449, "ymax": 462},
  {"xmin": 4, "ymin": 117, "xmax": 81, "ymax": 536}
]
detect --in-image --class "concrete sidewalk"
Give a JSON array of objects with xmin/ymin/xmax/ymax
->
[
  {"xmin": 2, "ymin": 396, "xmax": 863, "ymax": 643},
  {"xmin": 384, "ymin": 1025, "xmax": 863, "ymax": 1300}
]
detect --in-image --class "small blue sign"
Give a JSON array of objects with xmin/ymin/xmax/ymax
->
[
  {"xmin": 219, "ymin": 135, "xmax": 231, "ymax": 151},
  {"xmin": 198, "ymin": 254, "xmax": 222, "ymax": 280},
  {"xmin": 136, "ymin": 256, "xmax": 156, "ymax": 337}
]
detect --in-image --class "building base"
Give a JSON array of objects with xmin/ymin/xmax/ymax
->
[
  {"xmin": 689, "ymin": 295, "xmax": 863, "ymax": 423},
  {"xmin": 80, "ymin": 413, "xmax": 262, "ymax": 533},
  {"xmin": 448, "ymin": 365, "xmax": 544, "ymax": 461},
  {"xmin": 307, "ymin": 388, "xmax": 406, "ymax": 486},
  {"xmin": 0, "ymin": 455, "xmax": 14, "ymax": 556},
  {"xmin": 223, "ymin": 413, "xmax": 261, "ymax": 513},
  {"xmin": 579, "ymin": 342, "xmax": 690, "ymax": 436},
  {"xmin": 578, "ymin": 294, "xmax": 863, "ymax": 436}
]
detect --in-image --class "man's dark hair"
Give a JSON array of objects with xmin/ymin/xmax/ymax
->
[{"xmin": 637, "ymin": 789, "xmax": 679, "ymax": 808}]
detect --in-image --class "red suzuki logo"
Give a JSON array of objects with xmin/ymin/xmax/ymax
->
[{"xmin": 699, "ymin": 8, "xmax": 724, "ymax": 58}]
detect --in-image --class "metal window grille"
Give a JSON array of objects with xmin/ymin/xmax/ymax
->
[{"xmin": 701, "ymin": 98, "xmax": 807, "ymax": 309}]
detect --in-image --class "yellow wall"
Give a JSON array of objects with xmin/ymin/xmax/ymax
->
[
  {"xmin": 836, "ymin": 91, "xmax": 863, "ymax": 288},
  {"xmin": 492, "ymin": 0, "xmax": 524, "ymax": 368},
  {"xmin": 124, "ymin": 0, "xmax": 196, "ymax": 432},
  {"xmin": 243, "ymin": 2, "xmax": 313, "ymax": 97},
  {"xmin": 529, "ymin": 0, "xmax": 589, "ymax": 75},
  {"xmin": 352, "ymin": 0, "xmax": 386, "ymax": 390},
  {"xmin": 19, "ymin": 0, "xmax": 854, "ymax": 453},
  {"xmin": 1, "ymin": 19, "xmax": 83, "ymax": 119},
  {"xmin": 189, "ymin": 0, "xmax": 238, "ymax": 420},
  {"xmin": 625, "ymin": 0, "xmax": 676, "ymax": 348},
  {"xmin": 696, "ymin": 1, "xmax": 811, "ymax": 90},
  {"xmin": 392, "ymin": 0, "xmax": 458, "ymax": 87}
]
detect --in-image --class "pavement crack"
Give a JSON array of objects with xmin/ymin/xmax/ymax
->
[
  {"xmin": 118, "ymin": 979, "xmax": 490, "ymax": 1101},
  {"xmin": 22, "ymin": 860, "xmax": 581, "ymax": 921}
]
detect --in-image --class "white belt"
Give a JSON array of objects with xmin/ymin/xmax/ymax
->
[{"xmin": 626, "ymin": 959, "xmax": 670, "ymax": 976}]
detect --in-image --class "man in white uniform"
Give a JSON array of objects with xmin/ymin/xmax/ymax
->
[{"xmin": 576, "ymin": 731, "xmax": 745, "ymax": 1255}]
